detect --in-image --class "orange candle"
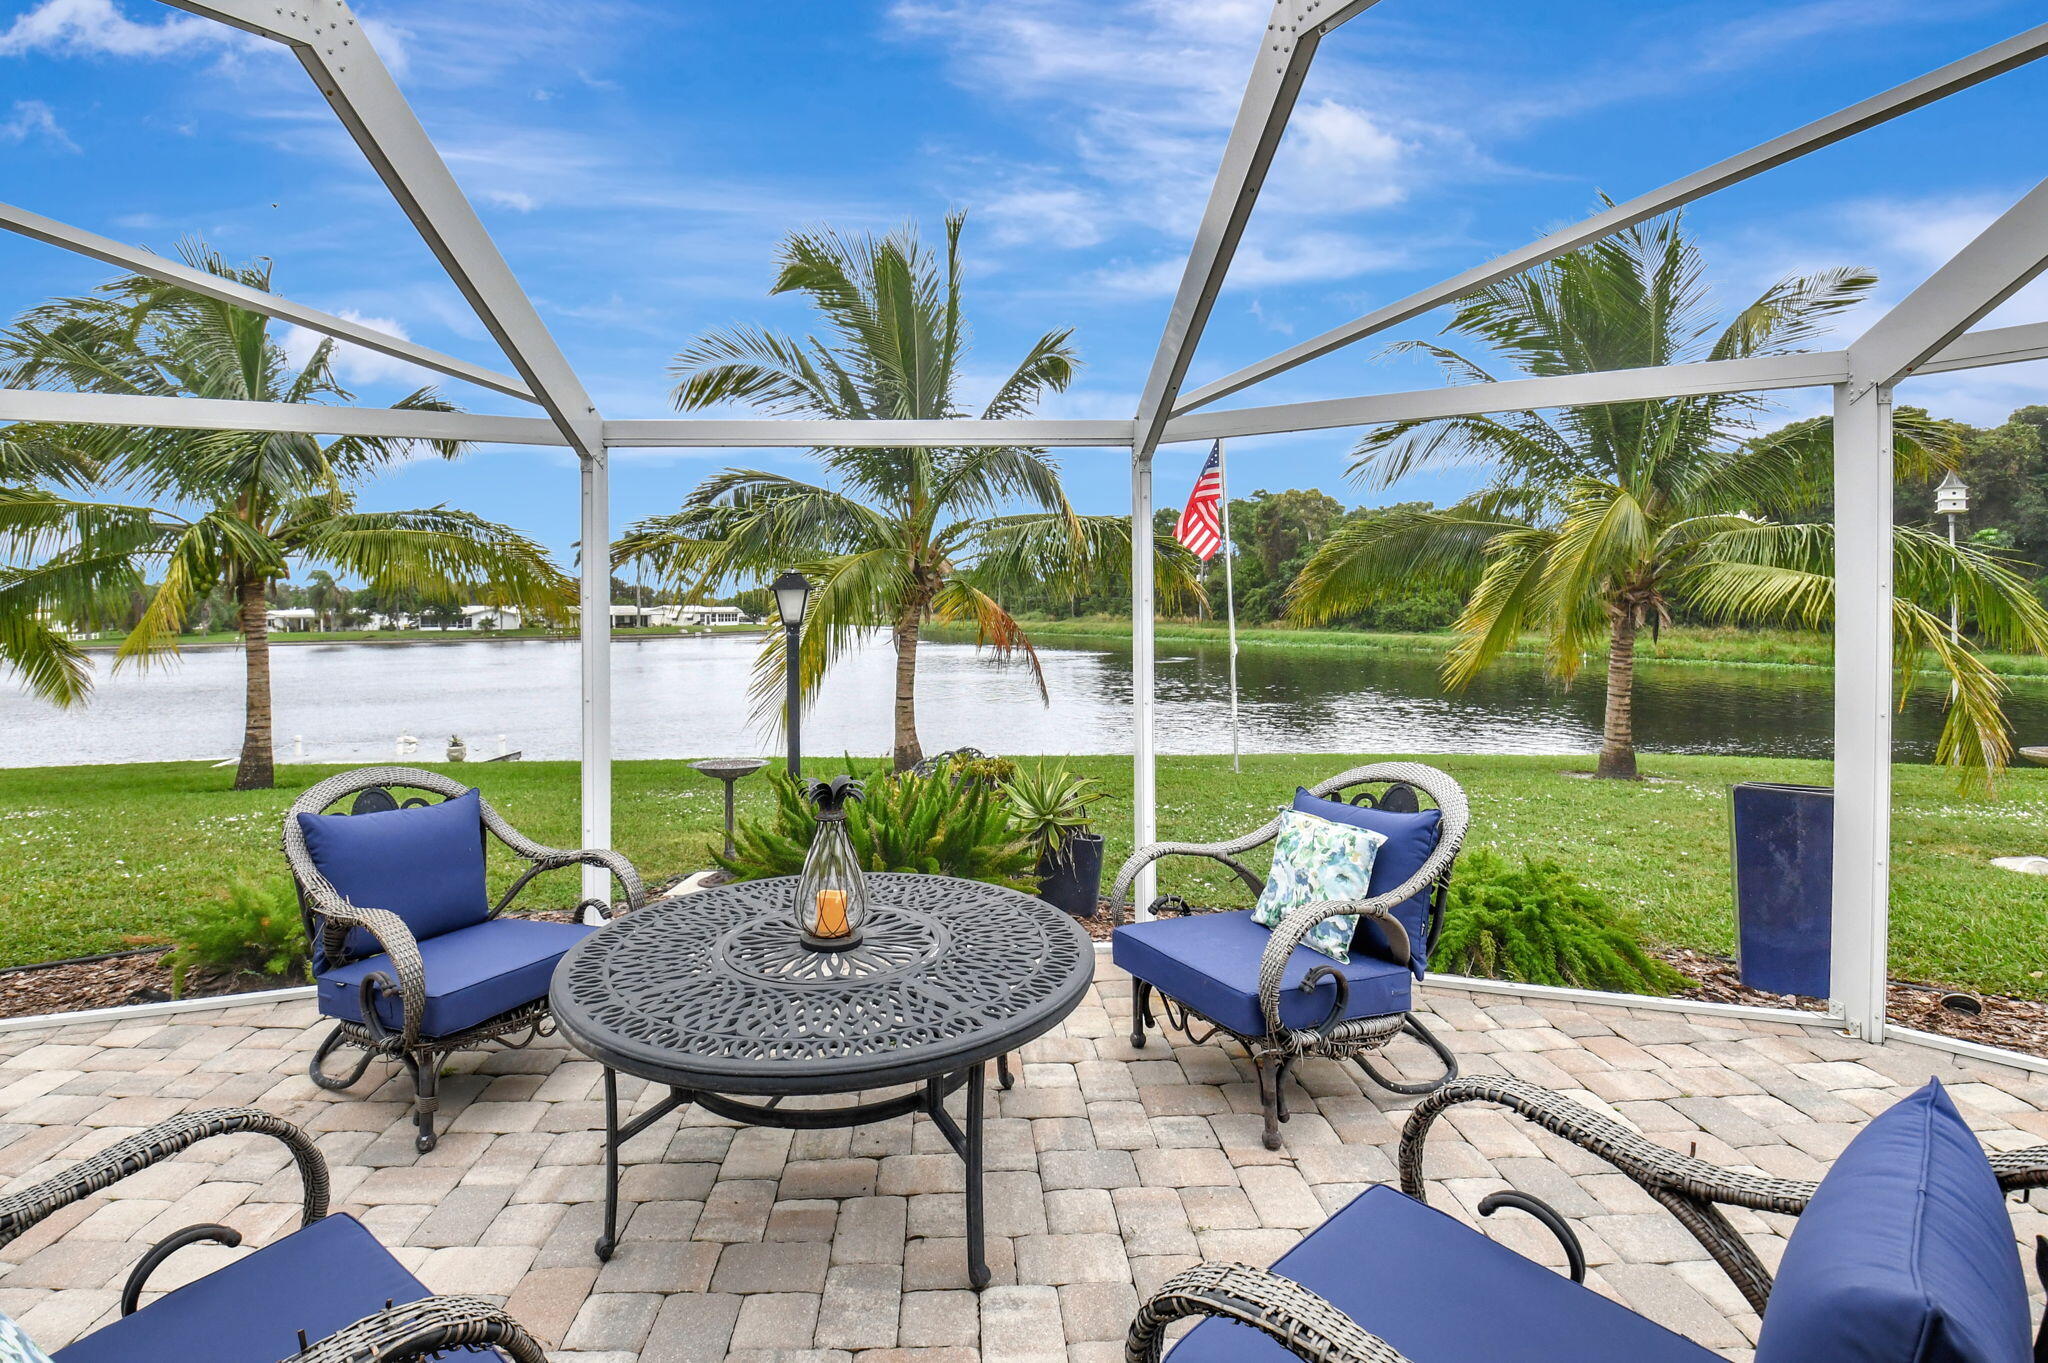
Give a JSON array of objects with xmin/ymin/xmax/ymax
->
[{"xmin": 814, "ymin": 888, "xmax": 850, "ymax": 938}]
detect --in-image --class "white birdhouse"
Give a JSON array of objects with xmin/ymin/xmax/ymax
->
[{"xmin": 1935, "ymin": 470, "xmax": 1969, "ymax": 516}]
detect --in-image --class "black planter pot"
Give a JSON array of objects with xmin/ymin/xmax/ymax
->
[{"xmin": 1037, "ymin": 831, "xmax": 1105, "ymax": 918}]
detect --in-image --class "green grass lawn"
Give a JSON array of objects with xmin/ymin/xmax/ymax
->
[{"xmin": 2, "ymin": 754, "xmax": 2044, "ymax": 998}]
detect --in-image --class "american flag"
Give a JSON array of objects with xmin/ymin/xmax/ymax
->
[{"xmin": 1173, "ymin": 442, "xmax": 1225, "ymax": 561}]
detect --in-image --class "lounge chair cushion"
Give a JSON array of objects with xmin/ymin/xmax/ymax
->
[
  {"xmin": 51, "ymin": 1212, "xmax": 485, "ymax": 1363},
  {"xmin": 1294, "ymin": 788, "xmax": 1441, "ymax": 977},
  {"xmin": 297, "ymin": 788, "xmax": 491, "ymax": 963},
  {"xmin": 1113, "ymin": 909, "xmax": 1410, "ymax": 1037},
  {"xmin": 1165, "ymin": 1183, "xmax": 1719, "ymax": 1363},
  {"xmin": 318, "ymin": 917, "xmax": 595, "ymax": 1038},
  {"xmin": 1755, "ymin": 1078, "xmax": 2030, "ymax": 1363}
]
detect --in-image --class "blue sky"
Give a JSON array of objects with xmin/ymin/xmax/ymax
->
[{"xmin": 2, "ymin": 0, "xmax": 2044, "ymax": 567}]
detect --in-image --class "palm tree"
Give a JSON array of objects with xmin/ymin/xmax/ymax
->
[
  {"xmin": 0, "ymin": 243, "xmax": 575, "ymax": 789},
  {"xmin": 1290, "ymin": 211, "xmax": 2048, "ymax": 784},
  {"xmin": 618, "ymin": 213, "xmax": 1200, "ymax": 770}
]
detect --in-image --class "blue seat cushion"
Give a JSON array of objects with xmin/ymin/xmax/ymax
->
[
  {"xmin": 318, "ymin": 918, "xmax": 594, "ymax": 1038},
  {"xmin": 1113, "ymin": 909, "xmax": 1410, "ymax": 1038},
  {"xmin": 1755, "ymin": 1078, "xmax": 2031, "ymax": 1363},
  {"xmin": 297, "ymin": 788, "xmax": 490, "ymax": 963},
  {"xmin": 1294, "ymin": 788, "xmax": 1441, "ymax": 977},
  {"xmin": 1166, "ymin": 1183, "xmax": 1720, "ymax": 1363},
  {"xmin": 52, "ymin": 1213, "xmax": 473, "ymax": 1363}
]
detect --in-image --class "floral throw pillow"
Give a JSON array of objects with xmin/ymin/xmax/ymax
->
[
  {"xmin": 0, "ymin": 1312, "xmax": 53, "ymax": 1363},
  {"xmin": 1251, "ymin": 808, "xmax": 1387, "ymax": 963}
]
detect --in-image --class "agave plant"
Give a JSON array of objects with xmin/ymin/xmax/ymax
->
[
  {"xmin": 1000, "ymin": 762, "xmax": 1104, "ymax": 866},
  {"xmin": 718, "ymin": 766, "xmax": 1035, "ymax": 891}
]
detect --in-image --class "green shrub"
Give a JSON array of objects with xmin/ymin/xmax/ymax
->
[
  {"xmin": 718, "ymin": 767, "xmax": 1035, "ymax": 891},
  {"xmin": 946, "ymin": 755, "xmax": 1018, "ymax": 789},
  {"xmin": 1000, "ymin": 762, "xmax": 1103, "ymax": 864},
  {"xmin": 1434, "ymin": 849, "xmax": 1687, "ymax": 996},
  {"xmin": 163, "ymin": 877, "xmax": 311, "ymax": 996}
]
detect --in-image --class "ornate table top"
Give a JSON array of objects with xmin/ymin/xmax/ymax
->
[{"xmin": 551, "ymin": 873, "xmax": 1094, "ymax": 1094}]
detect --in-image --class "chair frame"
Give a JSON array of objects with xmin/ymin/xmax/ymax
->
[
  {"xmin": 1107, "ymin": 762, "xmax": 1469, "ymax": 1149},
  {"xmin": 1126, "ymin": 1075, "xmax": 2048, "ymax": 1363},
  {"xmin": 0, "ymin": 1106, "xmax": 547, "ymax": 1362},
  {"xmin": 283, "ymin": 766, "xmax": 645, "ymax": 1153}
]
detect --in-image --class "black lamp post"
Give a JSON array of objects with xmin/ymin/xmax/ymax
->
[{"xmin": 772, "ymin": 570, "xmax": 814, "ymax": 778}]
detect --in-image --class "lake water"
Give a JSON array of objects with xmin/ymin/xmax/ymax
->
[{"xmin": 5, "ymin": 630, "xmax": 2045, "ymax": 767}]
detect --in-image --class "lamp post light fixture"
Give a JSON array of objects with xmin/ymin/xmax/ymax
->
[{"xmin": 772, "ymin": 571, "xmax": 814, "ymax": 778}]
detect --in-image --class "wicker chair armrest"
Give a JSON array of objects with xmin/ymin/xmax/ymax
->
[
  {"xmin": 0, "ymin": 1108, "xmax": 328, "ymax": 1249},
  {"xmin": 1398, "ymin": 1075, "xmax": 1818, "ymax": 1217},
  {"xmin": 1992, "ymin": 1145, "xmax": 2048, "ymax": 1195},
  {"xmin": 1256, "ymin": 897, "xmax": 1411, "ymax": 1037},
  {"xmin": 312, "ymin": 903, "xmax": 426, "ymax": 1050},
  {"xmin": 283, "ymin": 1293, "xmax": 546, "ymax": 1363},
  {"xmin": 1127, "ymin": 1263, "xmax": 1413, "ymax": 1363},
  {"xmin": 1108, "ymin": 821, "xmax": 1282, "ymax": 924},
  {"xmin": 492, "ymin": 843, "xmax": 646, "ymax": 920}
]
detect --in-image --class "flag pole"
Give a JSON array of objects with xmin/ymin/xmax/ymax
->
[{"xmin": 1216, "ymin": 441, "xmax": 1241, "ymax": 772}]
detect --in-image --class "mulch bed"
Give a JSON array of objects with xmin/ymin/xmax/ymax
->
[
  {"xmin": 1655, "ymin": 945, "xmax": 2048, "ymax": 1060},
  {"xmin": 0, "ymin": 949, "xmax": 272, "ymax": 1021}
]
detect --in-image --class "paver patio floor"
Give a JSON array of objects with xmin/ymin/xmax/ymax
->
[{"xmin": 1, "ymin": 956, "xmax": 2043, "ymax": 1361}]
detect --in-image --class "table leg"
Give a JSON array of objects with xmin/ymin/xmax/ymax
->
[
  {"xmin": 996, "ymin": 1053, "xmax": 1014, "ymax": 1090},
  {"xmin": 965, "ymin": 1060, "xmax": 987, "ymax": 1289},
  {"xmin": 598, "ymin": 1066, "xmax": 620, "ymax": 1261}
]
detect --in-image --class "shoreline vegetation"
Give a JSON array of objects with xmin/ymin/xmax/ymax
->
[
  {"xmin": 2, "ymin": 753, "xmax": 2042, "ymax": 1001},
  {"xmin": 936, "ymin": 617, "xmax": 2048, "ymax": 681},
  {"xmin": 67, "ymin": 623, "xmax": 769, "ymax": 651}
]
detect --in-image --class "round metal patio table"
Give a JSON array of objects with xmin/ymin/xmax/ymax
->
[{"xmin": 550, "ymin": 872, "xmax": 1094, "ymax": 1288}]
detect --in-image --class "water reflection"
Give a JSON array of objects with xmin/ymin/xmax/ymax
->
[{"xmin": 3, "ymin": 630, "xmax": 2041, "ymax": 766}]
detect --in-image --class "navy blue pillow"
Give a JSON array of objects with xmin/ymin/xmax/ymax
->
[
  {"xmin": 1292, "ymin": 788, "xmax": 1441, "ymax": 977},
  {"xmin": 298, "ymin": 788, "xmax": 490, "ymax": 964},
  {"xmin": 1755, "ymin": 1078, "xmax": 2030, "ymax": 1363}
]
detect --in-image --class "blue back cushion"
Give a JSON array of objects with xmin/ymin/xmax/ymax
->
[
  {"xmin": 1292, "ymin": 788, "xmax": 1440, "ymax": 977},
  {"xmin": 1756, "ymin": 1078, "xmax": 2030, "ymax": 1363},
  {"xmin": 297, "ymin": 788, "xmax": 490, "ymax": 964}
]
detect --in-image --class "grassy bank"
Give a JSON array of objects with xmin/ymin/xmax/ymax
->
[
  {"xmin": 2, "ymin": 754, "xmax": 2043, "ymax": 998},
  {"xmin": 962, "ymin": 617, "xmax": 2048, "ymax": 680}
]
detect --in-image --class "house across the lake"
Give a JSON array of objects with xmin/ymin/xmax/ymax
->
[
  {"xmin": 461, "ymin": 605, "xmax": 523, "ymax": 630},
  {"xmin": 263, "ymin": 607, "xmax": 318, "ymax": 632}
]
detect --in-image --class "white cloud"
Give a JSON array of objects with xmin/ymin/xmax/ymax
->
[
  {"xmin": 890, "ymin": 0, "xmax": 1468, "ymax": 271},
  {"xmin": 0, "ymin": 98, "xmax": 75, "ymax": 149},
  {"xmin": 281, "ymin": 310, "xmax": 438, "ymax": 390},
  {"xmin": 1093, "ymin": 231, "xmax": 1411, "ymax": 296},
  {"xmin": 482, "ymin": 188, "xmax": 539, "ymax": 213},
  {"xmin": 0, "ymin": 0, "xmax": 220, "ymax": 58}
]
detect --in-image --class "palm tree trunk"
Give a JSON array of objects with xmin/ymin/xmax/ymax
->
[
  {"xmin": 1595, "ymin": 608, "xmax": 1638, "ymax": 780},
  {"xmin": 234, "ymin": 576, "xmax": 276, "ymax": 790},
  {"xmin": 892, "ymin": 613, "xmax": 923, "ymax": 773}
]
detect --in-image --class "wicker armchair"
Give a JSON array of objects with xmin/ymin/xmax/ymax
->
[
  {"xmin": 0, "ymin": 1107, "xmax": 546, "ymax": 1362},
  {"xmin": 1128, "ymin": 1076, "xmax": 2048, "ymax": 1363},
  {"xmin": 1107, "ymin": 762, "xmax": 1468, "ymax": 1148},
  {"xmin": 284, "ymin": 766, "xmax": 645, "ymax": 1152}
]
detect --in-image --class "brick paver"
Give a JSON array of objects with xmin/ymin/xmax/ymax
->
[{"xmin": 0, "ymin": 955, "xmax": 2042, "ymax": 1361}]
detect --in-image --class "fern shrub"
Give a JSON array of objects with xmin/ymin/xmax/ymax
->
[
  {"xmin": 1434, "ymin": 849, "xmax": 1687, "ymax": 996},
  {"xmin": 718, "ymin": 768, "xmax": 1035, "ymax": 891},
  {"xmin": 163, "ymin": 877, "xmax": 311, "ymax": 996}
]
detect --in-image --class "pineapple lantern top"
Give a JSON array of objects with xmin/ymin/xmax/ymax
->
[{"xmin": 804, "ymin": 775, "xmax": 865, "ymax": 819}]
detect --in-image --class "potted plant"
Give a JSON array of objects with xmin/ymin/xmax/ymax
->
[{"xmin": 1002, "ymin": 763, "xmax": 1106, "ymax": 917}]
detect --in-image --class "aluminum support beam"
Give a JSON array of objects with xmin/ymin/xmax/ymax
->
[
  {"xmin": 1161, "ymin": 350, "xmax": 1851, "ymax": 444},
  {"xmin": 1912, "ymin": 319, "xmax": 2048, "ymax": 374},
  {"xmin": 0, "ymin": 200, "xmax": 536, "ymax": 404},
  {"xmin": 0, "ymin": 387, "xmax": 568, "ymax": 444},
  {"xmin": 1175, "ymin": 23, "xmax": 2048, "ymax": 415},
  {"xmin": 1847, "ymin": 176, "xmax": 2048, "ymax": 391},
  {"xmin": 159, "ymin": 0, "xmax": 604, "ymax": 460},
  {"xmin": 580, "ymin": 449, "xmax": 613, "ymax": 902},
  {"xmin": 1130, "ymin": 0, "xmax": 1386, "ymax": 457},
  {"xmin": 1830, "ymin": 382, "xmax": 1893, "ymax": 1044},
  {"xmin": 602, "ymin": 418, "xmax": 1136, "ymax": 449},
  {"xmin": 1130, "ymin": 451, "xmax": 1158, "ymax": 919}
]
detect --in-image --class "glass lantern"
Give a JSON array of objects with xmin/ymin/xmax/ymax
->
[{"xmin": 796, "ymin": 776, "xmax": 869, "ymax": 950}]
